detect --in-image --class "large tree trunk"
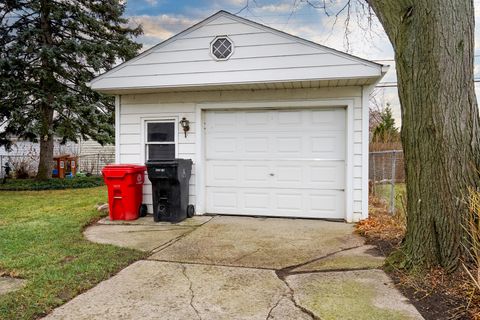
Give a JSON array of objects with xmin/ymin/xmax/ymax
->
[
  {"xmin": 367, "ymin": 0, "xmax": 480, "ymax": 271},
  {"xmin": 35, "ymin": 0, "xmax": 54, "ymax": 180}
]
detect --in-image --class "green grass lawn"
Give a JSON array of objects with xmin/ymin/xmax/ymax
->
[{"xmin": 0, "ymin": 187, "xmax": 146, "ymax": 319}]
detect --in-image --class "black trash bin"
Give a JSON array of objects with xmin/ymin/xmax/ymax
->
[{"xmin": 146, "ymin": 159, "xmax": 195, "ymax": 223}]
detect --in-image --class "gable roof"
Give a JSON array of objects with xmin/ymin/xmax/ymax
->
[{"xmin": 90, "ymin": 10, "xmax": 387, "ymax": 94}]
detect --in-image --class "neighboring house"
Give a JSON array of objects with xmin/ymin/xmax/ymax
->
[
  {"xmin": 0, "ymin": 138, "xmax": 114, "ymax": 157},
  {"xmin": 0, "ymin": 138, "xmax": 78, "ymax": 157},
  {"xmin": 89, "ymin": 11, "xmax": 387, "ymax": 222},
  {"xmin": 0, "ymin": 138, "xmax": 114, "ymax": 176},
  {"xmin": 78, "ymin": 139, "xmax": 115, "ymax": 156},
  {"xmin": 76, "ymin": 139, "xmax": 115, "ymax": 175},
  {"xmin": 0, "ymin": 138, "xmax": 78, "ymax": 177}
]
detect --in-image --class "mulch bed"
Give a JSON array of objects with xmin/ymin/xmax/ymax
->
[{"xmin": 356, "ymin": 196, "xmax": 479, "ymax": 320}]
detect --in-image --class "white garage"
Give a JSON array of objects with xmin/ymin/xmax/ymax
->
[{"xmin": 89, "ymin": 10, "xmax": 387, "ymax": 222}]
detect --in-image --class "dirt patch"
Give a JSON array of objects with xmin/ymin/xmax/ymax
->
[
  {"xmin": 0, "ymin": 276, "xmax": 27, "ymax": 296},
  {"xmin": 388, "ymin": 269, "xmax": 474, "ymax": 320},
  {"xmin": 59, "ymin": 256, "xmax": 77, "ymax": 265},
  {"xmin": 357, "ymin": 195, "xmax": 480, "ymax": 320}
]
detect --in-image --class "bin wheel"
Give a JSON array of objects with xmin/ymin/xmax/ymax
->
[
  {"xmin": 187, "ymin": 205, "xmax": 195, "ymax": 218},
  {"xmin": 139, "ymin": 204, "xmax": 148, "ymax": 217}
]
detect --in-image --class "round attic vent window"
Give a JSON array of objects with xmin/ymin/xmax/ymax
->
[{"xmin": 211, "ymin": 36, "xmax": 233, "ymax": 60}]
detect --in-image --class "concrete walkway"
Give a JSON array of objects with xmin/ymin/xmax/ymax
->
[{"xmin": 44, "ymin": 216, "xmax": 423, "ymax": 320}]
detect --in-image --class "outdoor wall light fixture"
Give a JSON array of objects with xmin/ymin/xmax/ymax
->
[{"xmin": 180, "ymin": 117, "xmax": 190, "ymax": 138}]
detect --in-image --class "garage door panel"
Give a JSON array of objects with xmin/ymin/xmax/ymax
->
[
  {"xmin": 206, "ymin": 160, "xmax": 344, "ymax": 189},
  {"xmin": 275, "ymin": 166, "xmax": 302, "ymax": 182},
  {"xmin": 206, "ymin": 132, "xmax": 345, "ymax": 160},
  {"xmin": 308, "ymin": 192, "xmax": 345, "ymax": 218},
  {"xmin": 276, "ymin": 137, "xmax": 302, "ymax": 154},
  {"xmin": 206, "ymin": 126, "xmax": 345, "ymax": 135},
  {"xmin": 276, "ymin": 192, "xmax": 303, "ymax": 210},
  {"xmin": 310, "ymin": 194, "xmax": 337, "ymax": 211},
  {"xmin": 245, "ymin": 111, "xmax": 270, "ymax": 125},
  {"xmin": 206, "ymin": 187, "xmax": 345, "ymax": 219},
  {"xmin": 209, "ymin": 137, "xmax": 238, "ymax": 154},
  {"xmin": 244, "ymin": 192, "xmax": 271, "ymax": 209},
  {"xmin": 311, "ymin": 109, "xmax": 346, "ymax": 129},
  {"xmin": 244, "ymin": 137, "xmax": 270, "ymax": 153},
  {"xmin": 206, "ymin": 108, "xmax": 345, "ymax": 133},
  {"xmin": 310, "ymin": 135, "xmax": 344, "ymax": 157},
  {"xmin": 244, "ymin": 165, "xmax": 270, "ymax": 182},
  {"xmin": 209, "ymin": 190, "xmax": 238, "ymax": 209},
  {"xmin": 211, "ymin": 164, "xmax": 238, "ymax": 182},
  {"xmin": 206, "ymin": 161, "xmax": 271, "ymax": 188},
  {"xmin": 309, "ymin": 163, "xmax": 345, "ymax": 186},
  {"xmin": 205, "ymin": 108, "xmax": 346, "ymax": 219},
  {"xmin": 277, "ymin": 110, "xmax": 302, "ymax": 124},
  {"xmin": 207, "ymin": 111, "xmax": 239, "ymax": 130}
]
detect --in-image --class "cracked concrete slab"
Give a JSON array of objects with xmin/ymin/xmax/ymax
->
[
  {"xmin": 150, "ymin": 216, "xmax": 364, "ymax": 269},
  {"xmin": 291, "ymin": 245, "xmax": 385, "ymax": 272},
  {"xmin": 266, "ymin": 297, "xmax": 313, "ymax": 320},
  {"xmin": 46, "ymin": 216, "xmax": 424, "ymax": 319},
  {"xmin": 43, "ymin": 260, "xmax": 310, "ymax": 320},
  {"xmin": 0, "ymin": 276, "xmax": 26, "ymax": 296},
  {"xmin": 97, "ymin": 215, "xmax": 212, "ymax": 227},
  {"xmin": 84, "ymin": 224, "xmax": 195, "ymax": 251},
  {"xmin": 286, "ymin": 269, "xmax": 424, "ymax": 320}
]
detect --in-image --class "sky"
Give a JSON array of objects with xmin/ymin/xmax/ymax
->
[{"xmin": 123, "ymin": 0, "xmax": 480, "ymax": 127}]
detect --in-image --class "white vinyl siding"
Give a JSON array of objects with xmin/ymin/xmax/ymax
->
[
  {"xmin": 91, "ymin": 12, "xmax": 383, "ymax": 92},
  {"xmin": 78, "ymin": 140, "xmax": 114, "ymax": 156},
  {"xmin": 119, "ymin": 102, "xmax": 195, "ymax": 214},
  {"xmin": 118, "ymin": 86, "xmax": 366, "ymax": 221}
]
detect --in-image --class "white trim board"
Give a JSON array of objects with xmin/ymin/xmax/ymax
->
[
  {"xmin": 114, "ymin": 95, "xmax": 121, "ymax": 163},
  {"xmin": 140, "ymin": 116, "xmax": 179, "ymax": 164},
  {"xmin": 194, "ymin": 98, "xmax": 355, "ymax": 222}
]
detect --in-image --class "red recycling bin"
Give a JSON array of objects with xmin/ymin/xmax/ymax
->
[{"xmin": 102, "ymin": 164, "xmax": 147, "ymax": 220}]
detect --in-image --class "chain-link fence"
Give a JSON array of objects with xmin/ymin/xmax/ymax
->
[
  {"xmin": 369, "ymin": 150, "xmax": 405, "ymax": 214},
  {"xmin": 1, "ymin": 153, "xmax": 115, "ymax": 178},
  {"xmin": 77, "ymin": 153, "xmax": 115, "ymax": 176},
  {"xmin": 0, "ymin": 155, "xmax": 38, "ymax": 178}
]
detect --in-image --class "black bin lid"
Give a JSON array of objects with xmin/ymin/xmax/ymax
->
[
  {"xmin": 146, "ymin": 159, "xmax": 192, "ymax": 167},
  {"xmin": 146, "ymin": 160, "xmax": 179, "ymax": 167}
]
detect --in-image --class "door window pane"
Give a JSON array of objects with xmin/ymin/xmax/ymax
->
[
  {"xmin": 147, "ymin": 122, "xmax": 174, "ymax": 142},
  {"xmin": 148, "ymin": 144, "xmax": 175, "ymax": 160}
]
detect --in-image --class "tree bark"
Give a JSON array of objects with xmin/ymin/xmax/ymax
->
[
  {"xmin": 35, "ymin": 0, "xmax": 54, "ymax": 180},
  {"xmin": 36, "ymin": 103, "xmax": 54, "ymax": 180},
  {"xmin": 367, "ymin": 0, "xmax": 480, "ymax": 271}
]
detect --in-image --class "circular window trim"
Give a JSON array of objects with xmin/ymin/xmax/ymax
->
[{"xmin": 210, "ymin": 35, "xmax": 234, "ymax": 61}]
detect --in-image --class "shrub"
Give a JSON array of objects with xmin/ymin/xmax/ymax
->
[
  {"xmin": 0, "ymin": 176, "xmax": 104, "ymax": 191},
  {"xmin": 7, "ymin": 147, "xmax": 38, "ymax": 179},
  {"xmin": 13, "ymin": 161, "xmax": 32, "ymax": 179}
]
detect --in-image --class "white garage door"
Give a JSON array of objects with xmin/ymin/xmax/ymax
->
[{"xmin": 205, "ymin": 108, "xmax": 346, "ymax": 219}]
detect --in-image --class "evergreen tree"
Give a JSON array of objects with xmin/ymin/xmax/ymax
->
[
  {"xmin": 0, "ymin": 0, "xmax": 142, "ymax": 179},
  {"xmin": 372, "ymin": 104, "xmax": 400, "ymax": 143}
]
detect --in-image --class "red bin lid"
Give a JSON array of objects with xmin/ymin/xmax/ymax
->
[{"xmin": 102, "ymin": 164, "xmax": 147, "ymax": 176}]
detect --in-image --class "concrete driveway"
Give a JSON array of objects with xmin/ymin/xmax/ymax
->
[{"xmin": 44, "ymin": 216, "xmax": 423, "ymax": 320}]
